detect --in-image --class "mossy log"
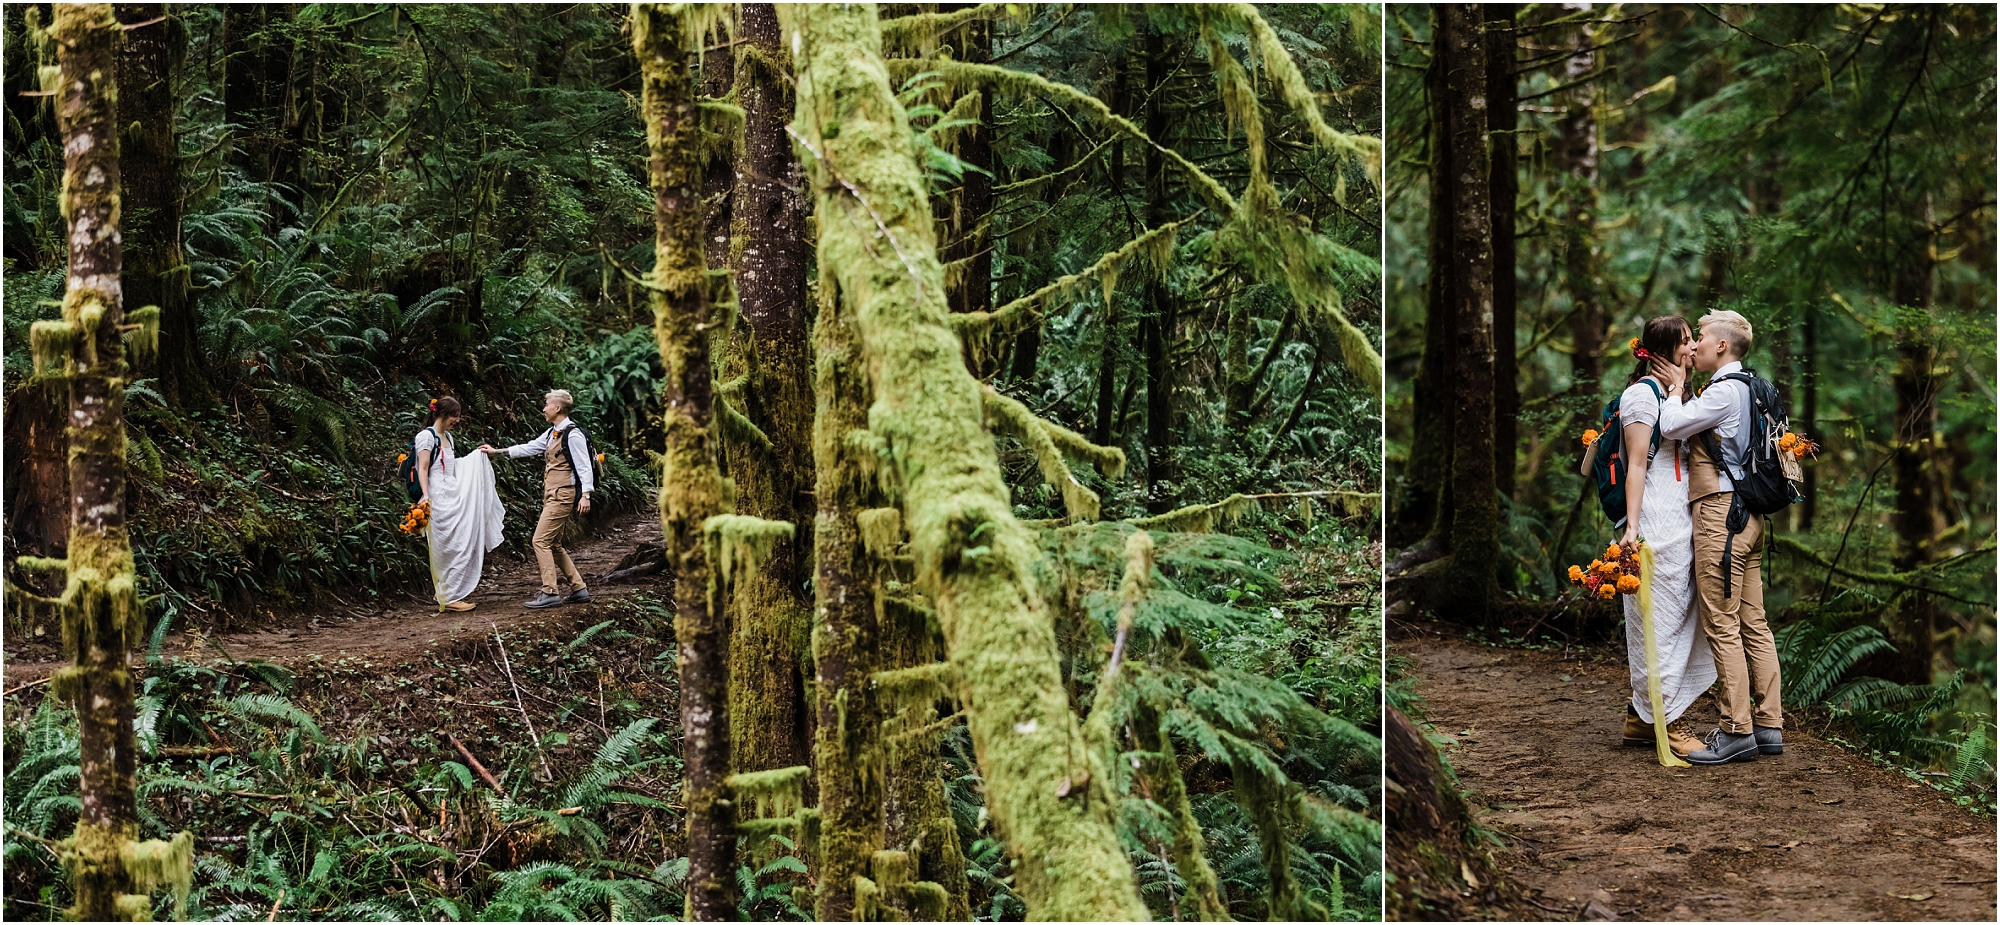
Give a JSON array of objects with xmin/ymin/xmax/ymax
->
[{"xmin": 782, "ymin": 5, "xmax": 1147, "ymax": 918}]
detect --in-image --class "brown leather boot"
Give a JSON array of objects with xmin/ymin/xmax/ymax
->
[
  {"xmin": 1621, "ymin": 706, "xmax": 1653, "ymax": 747},
  {"xmin": 1667, "ymin": 719, "xmax": 1703, "ymax": 757}
]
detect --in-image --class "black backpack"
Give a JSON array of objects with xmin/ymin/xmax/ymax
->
[
  {"xmin": 397, "ymin": 427, "xmax": 443, "ymax": 503},
  {"xmin": 1703, "ymin": 370, "xmax": 1804, "ymax": 597},
  {"xmin": 554, "ymin": 423, "xmax": 601, "ymax": 509},
  {"xmin": 1580, "ymin": 379, "xmax": 1665, "ymax": 531}
]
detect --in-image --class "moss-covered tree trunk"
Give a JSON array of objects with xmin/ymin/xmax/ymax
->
[
  {"xmin": 1484, "ymin": 5, "xmax": 1518, "ymax": 502},
  {"xmin": 783, "ymin": 5, "xmax": 1148, "ymax": 918},
  {"xmin": 1385, "ymin": 706, "xmax": 1496, "ymax": 920},
  {"xmin": 1441, "ymin": 4, "xmax": 1497, "ymax": 618},
  {"xmin": 634, "ymin": 6, "xmax": 733, "ymax": 918},
  {"xmin": 37, "ymin": 6, "xmax": 189, "ymax": 919},
  {"xmin": 725, "ymin": 0, "xmax": 817, "ymax": 793},
  {"xmin": 116, "ymin": 4, "xmax": 202, "ymax": 408}
]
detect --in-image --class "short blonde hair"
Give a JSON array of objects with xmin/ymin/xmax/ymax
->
[
  {"xmin": 1698, "ymin": 310, "xmax": 1754, "ymax": 359},
  {"xmin": 545, "ymin": 389, "xmax": 575, "ymax": 413}
]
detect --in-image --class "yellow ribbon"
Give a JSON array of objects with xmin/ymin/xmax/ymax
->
[{"xmin": 1638, "ymin": 541, "xmax": 1691, "ymax": 768}]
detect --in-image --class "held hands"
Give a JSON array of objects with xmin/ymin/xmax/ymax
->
[{"xmin": 477, "ymin": 444, "xmax": 499, "ymax": 456}]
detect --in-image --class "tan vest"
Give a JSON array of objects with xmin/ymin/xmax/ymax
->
[
  {"xmin": 1688, "ymin": 431, "xmax": 1724, "ymax": 502},
  {"xmin": 543, "ymin": 425, "xmax": 575, "ymax": 489}
]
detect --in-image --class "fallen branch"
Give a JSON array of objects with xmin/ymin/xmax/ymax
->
[
  {"xmin": 447, "ymin": 734, "xmax": 506, "ymax": 795},
  {"xmin": 491, "ymin": 624, "xmax": 553, "ymax": 782}
]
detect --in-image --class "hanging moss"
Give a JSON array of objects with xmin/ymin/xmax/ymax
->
[
  {"xmin": 785, "ymin": 7, "xmax": 1147, "ymax": 913},
  {"xmin": 980, "ymin": 388, "xmax": 1102, "ymax": 523},
  {"xmin": 856, "ymin": 507, "xmax": 904, "ymax": 561},
  {"xmin": 1129, "ymin": 493, "xmax": 1260, "ymax": 534},
  {"xmin": 727, "ymin": 764, "xmax": 812, "ymax": 821},
  {"xmin": 951, "ymin": 216, "xmax": 1195, "ymax": 368},
  {"xmin": 878, "ymin": 3, "xmax": 1005, "ymax": 49}
]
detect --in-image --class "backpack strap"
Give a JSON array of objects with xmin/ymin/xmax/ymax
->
[
  {"xmin": 1639, "ymin": 379, "xmax": 1665, "ymax": 463},
  {"xmin": 555, "ymin": 423, "xmax": 587, "ymax": 509}
]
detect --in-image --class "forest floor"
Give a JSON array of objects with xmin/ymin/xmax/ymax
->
[
  {"xmin": 3, "ymin": 513, "xmax": 664, "ymax": 690},
  {"xmin": 1394, "ymin": 629, "xmax": 1996, "ymax": 923}
]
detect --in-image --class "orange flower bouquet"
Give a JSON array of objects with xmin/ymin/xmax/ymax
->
[
  {"xmin": 1568, "ymin": 541, "xmax": 1642, "ymax": 600},
  {"xmin": 399, "ymin": 500, "xmax": 432, "ymax": 536},
  {"xmin": 1777, "ymin": 430, "xmax": 1819, "ymax": 460}
]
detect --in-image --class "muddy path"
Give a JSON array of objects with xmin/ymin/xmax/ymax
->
[
  {"xmin": 3, "ymin": 513, "xmax": 666, "ymax": 691},
  {"xmin": 1396, "ymin": 631, "xmax": 1996, "ymax": 922}
]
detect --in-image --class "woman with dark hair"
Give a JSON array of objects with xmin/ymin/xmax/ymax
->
[
  {"xmin": 1612, "ymin": 316, "xmax": 1715, "ymax": 757},
  {"xmin": 415, "ymin": 397, "xmax": 504, "ymax": 611}
]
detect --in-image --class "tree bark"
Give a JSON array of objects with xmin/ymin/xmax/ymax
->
[
  {"xmin": 942, "ymin": 6, "xmax": 994, "ymax": 323},
  {"xmin": 1442, "ymin": 4, "xmax": 1498, "ymax": 618},
  {"xmin": 1889, "ymin": 194, "xmax": 1940, "ymax": 683},
  {"xmin": 1485, "ymin": 5, "xmax": 1519, "ymax": 501},
  {"xmin": 115, "ymin": 3, "xmax": 204, "ymax": 408},
  {"xmin": 1395, "ymin": 19, "xmax": 1457, "ymax": 550},
  {"xmin": 784, "ymin": 6, "xmax": 1147, "ymax": 918},
  {"xmin": 1557, "ymin": 13, "xmax": 1604, "ymax": 403},
  {"xmin": 43, "ymin": 7, "xmax": 187, "ymax": 920},
  {"xmin": 1799, "ymin": 303, "xmax": 1819, "ymax": 529},
  {"xmin": 1385, "ymin": 706, "xmax": 1495, "ymax": 920},
  {"xmin": 724, "ymin": 1, "xmax": 815, "ymax": 793},
  {"xmin": 809, "ymin": 265, "xmax": 887, "ymax": 922},
  {"xmin": 634, "ymin": 6, "xmax": 732, "ymax": 918},
  {"xmin": 1141, "ymin": 25, "xmax": 1177, "ymax": 513}
]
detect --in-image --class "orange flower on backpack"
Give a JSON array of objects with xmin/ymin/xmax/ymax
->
[{"xmin": 1582, "ymin": 428, "xmax": 1601, "ymax": 447}]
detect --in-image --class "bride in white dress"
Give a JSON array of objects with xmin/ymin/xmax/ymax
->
[
  {"xmin": 1615, "ymin": 318, "xmax": 1716, "ymax": 755},
  {"xmin": 414, "ymin": 397, "xmax": 505, "ymax": 611}
]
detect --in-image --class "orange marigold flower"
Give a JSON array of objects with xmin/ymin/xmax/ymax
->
[
  {"xmin": 1629, "ymin": 337, "xmax": 1642, "ymax": 351},
  {"xmin": 1598, "ymin": 584, "xmax": 1617, "ymax": 599},
  {"xmin": 1617, "ymin": 574, "xmax": 1641, "ymax": 594},
  {"xmin": 1598, "ymin": 561, "xmax": 1619, "ymax": 576},
  {"xmin": 1568, "ymin": 565, "xmax": 1585, "ymax": 584},
  {"xmin": 1606, "ymin": 544, "xmax": 1623, "ymax": 560},
  {"xmin": 1778, "ymin": 433, "xmax": 1798, "ymax": 450}
]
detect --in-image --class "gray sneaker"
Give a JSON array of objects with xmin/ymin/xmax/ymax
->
[
  {"xmin": 564, "ymin": 587, "xmax": 592, "ymax": 605},
  {"xmin": 525, "ymin": 592, "xmax": 566, "ymax": 609},
  {"xmin": 1754, "ymin": 725, "xmax": 1783, "ymax": 755},
  {"xmin": 1688, "ymin": 729, "xmax": 1760, "ymax": 765}
]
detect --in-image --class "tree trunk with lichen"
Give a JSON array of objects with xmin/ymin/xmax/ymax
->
[
  {"xmin": 36, "ymin": 6, "xmax": 189, "ymax": 920},
  {"xmin": 809, "ymin": 263, "xmax": 890, "ymax": 921},
  {"xmin": 1140, "ymin": 25, "xmax": 1177, "ymax": 514},
  {"xmin": 783, "ymin": 5, "xmax": 1147, "ymax": 919},
  {"xmin": 1441, "ymin": 4, "xmax": 1497, "ymax": 619},
  {"xmin": 634, "ymin": 6, "xmax": 733, "ymax": 918},
  {"xmin": 1889, "ymin": 197, "xmax": 1940, "ymax": 685},
  {"xmin": 115, "ymin": 3, "xmax": 204, "ymax": 409},
  {"xmin": 1394, "ymin": 26, "xmax": 1457, "ymax": 552},
  {"xmin": 725, "ymin": 0, "xmax": 817, "ymax": 795}
]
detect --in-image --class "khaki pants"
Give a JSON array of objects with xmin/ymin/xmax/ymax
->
[
  {"xmin": 533, "ymin": 484, "xmax": 586, "ymax": 595},
  {"xmin": 1692, "ymin": 492, "xmax": 1782, "ymax": 733}
]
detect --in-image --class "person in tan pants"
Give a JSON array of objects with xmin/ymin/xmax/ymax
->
[
  {"xmin": 480, "ymin": 390, "xmax": 595, "ymax": 609},
  {"xmin": 1652, "ymin": 310, "xmax": 1783, "ymax": 765}
]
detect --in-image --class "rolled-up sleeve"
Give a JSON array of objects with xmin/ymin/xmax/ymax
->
[
  {"xmin": 1658, "ymin": 386, "xmax": 1734, "ymax": 441},
  {"xmin": 567, "ymin": 428, "xmax": 595, "ymax": 494},
  {"xmin": 505, "ymin": 428, "xmax": 553, "ymax": 459}
]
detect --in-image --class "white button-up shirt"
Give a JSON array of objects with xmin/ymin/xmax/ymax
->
[
  {"xmin": 504, "ymin": 421, "xmax": 596, "ymax": 494},
  {"xmin": 1658, "ymin": 360, "xmax": 1750, "ymax": 491}
]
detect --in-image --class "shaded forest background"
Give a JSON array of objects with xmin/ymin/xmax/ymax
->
[
  {"xmin": 1384, "ymin": 0, "xmax": 1996, "ymax": 834},
  {"xmin": 3, "ymin": 2, "xmax": 1384, "ymax": 921}
]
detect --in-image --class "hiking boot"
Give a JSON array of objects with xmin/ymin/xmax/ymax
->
[
  {"xmin": 1687, "ymin": 728, "xmax": 1759, "ymax": 765},
  {"xmin": 1621, "ymin": 709, "xmax": 1703, "ymax": 757},
  {"xmin": 525, "ymin": 592, "xmax": 566, "ymax": 609},
  {"xmin": 442, "ymin": 600, "xmax": 476, "ymax": 612},
  {"xmin": 1667, "ymin": 719, "xmax": 1703, "ymax": 757},
  {"xmin": 564, "ymin": 587, "xmax": 592, "ymax": 605},
  {"xmin": 1754, "ymin": 725, "xmax": 1783, "ymax": 755}
]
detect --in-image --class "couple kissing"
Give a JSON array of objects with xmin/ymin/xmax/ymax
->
[{"xmin": 1605, "ymin": 310, "xmax": 1796, "ymax": 767}]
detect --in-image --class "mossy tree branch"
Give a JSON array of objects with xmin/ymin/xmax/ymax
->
[{"xmin": 783, "ymin": 5, "xmax": 1147, "ymax": 918}]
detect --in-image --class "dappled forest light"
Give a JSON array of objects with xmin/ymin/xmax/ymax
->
[{"xmin": 3, "ymin": 3, "xmax": 1382, "ymax": 921}]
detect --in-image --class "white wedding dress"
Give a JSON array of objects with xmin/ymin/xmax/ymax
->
[
  {"xmin": 1618, "ymin": 381, "xmax": 1717, "ymax": 724},
  {"xmin": 417, "ymin": 429, "xmax": 505, "ymax": 607}
]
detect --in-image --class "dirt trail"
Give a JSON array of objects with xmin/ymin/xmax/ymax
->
[
  {"xmin": 1399, "ymin": 631, "xmax": 1996, "ymax": 922},
  {"xmin": 2, "ymin": 514, "xmax": 665, "ymax": 690}
]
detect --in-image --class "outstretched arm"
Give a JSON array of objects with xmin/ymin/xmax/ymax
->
[{"xmin": 1657, "ymin": 383, "xmax": 1733, "ymax": 441}]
